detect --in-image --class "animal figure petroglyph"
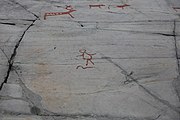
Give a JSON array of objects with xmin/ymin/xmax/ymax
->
[{"xmin": 44, "ymin": 5, "xmax": 76, "ymax": 20}]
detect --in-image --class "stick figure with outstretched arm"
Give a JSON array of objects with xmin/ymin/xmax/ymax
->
[
  {"xmin": 77, "ymin": 49, "xmax": 96, "ymax": 66},
  {"xmin": 76, "ymin": 49, "xmax": 96, "ymax": 69}
]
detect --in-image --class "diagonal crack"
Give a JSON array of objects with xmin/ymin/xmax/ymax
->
[
  {"xmin": 172, "ymin": 20, "xmax": 180, "ymax": 103},
  {"xmin": 0, "ymin": 47, "xmax": 9, "ymax": 60},
  {"xmin": 0, "ymin": 19, "xmax": 37, "ymax": 90},
  {"xmin": 9, "ymin": 0, "xmax": 40, "ymax": 19},
  {"xmin": 173, "ymin": 20, "xmax": 180, "ymax": 73},
  {"xmin": 100, "ymin": 54, "xmax": 180, "ymax": 114}
]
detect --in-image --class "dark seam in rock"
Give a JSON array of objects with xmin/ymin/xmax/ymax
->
[{"xmin": 0, "ymin": 19, "xmax": 37, "ymax": 90}]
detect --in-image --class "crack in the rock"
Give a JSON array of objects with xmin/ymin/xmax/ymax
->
[
  {"xmin": 0, "ymin": 19, "xmax": 37, "ymax": 90},
  {"xmin": 154, "ymin": 32, "xmax": 176, "ymax": 37},
  {"xmin": 0, "ymin": 22, "xmax": 16, "ymax": 26},
  {"xmin": 0, "ymin": 95, "xmax": 28, "ymax": 102},
  {"xmin": 0, "ymin": 111, "xmax": 159, "ymax": 120},
  {"xmin": 173, "ymin": 20, "xmax": 180, "ymax": 73},
  {"xmin": 172, "ymin": 20, "xmax": 180, "ymax": 104},
  {"xmin": 7, "ymin": 68, "xmax": 161, "ymax": 119},
  {"xmin": 14, "ymin": 69, "xmax": 54, "ymax": 115},
  {"xmin": 2, "ymin": 112, "xmax": 155, "ymax": 120},
  {"xmin": 1, "ymin": 110, "xmax": 32, "ymax": 116},
  {"xmin": 54, "ymin": 114, "xmax": 162, "ymax": 120},
  {"xmin": 0, "ymin": 47, "xmax": 9, "ymax": 61},
  {"xmin": 0, "ymin": 66, "xmax": 54, "ymax": 115},
  {"xmin": 59, "ymin": 19, "xmax": 174, "ymax": 23},
  {"xmin": 154, "ymin": 114, "xmax": 161, "ymax": 120},
  {"xmin": 9, "ymin": 0, "xmax": 40, "ymax": 19},
  {"xmin": 98, "ymin": 28, "xmax": 177, "ymax": 37},
  {"xmin": 0, "ymin": 17, "xmax": 47, "ymax": 115},
  {"xmin": 100, "ymin": 54, "xmax": 180, "ymax": 114},
  {"xmin": 0, "ymin": 19, "xmax": 35, "ymax": 21}
]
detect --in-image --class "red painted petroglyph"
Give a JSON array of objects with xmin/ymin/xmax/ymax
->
[
  {"xmin": 76, "ymin": 49, "xmax": 96, "ymax": 69},
  {"xmin": 108, "ymin": 4, "xmax": 130, "ymax": 10},
  {"xmin": 173, "ymin": 7, "xmax": 180, "ymax": 12},
  {"xmin": 89, "ymin": 4, "xmax": 105, "ymax": 9},
  {"xmin": 44, "ymin": 5, "xmax": 76, "ymax": 20},
  {"xmin": 116, "ymin": 4, "xmax": 130, "ymax": 9}
]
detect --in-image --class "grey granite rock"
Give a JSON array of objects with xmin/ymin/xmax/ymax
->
[{"xmin": 0, "ymin": 0, "xmax": 180, "ymax": 119}]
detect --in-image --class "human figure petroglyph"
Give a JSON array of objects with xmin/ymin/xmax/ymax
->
[{"xmin": 76, "ymin": 49, "xmax": 96, "ymax": 69}]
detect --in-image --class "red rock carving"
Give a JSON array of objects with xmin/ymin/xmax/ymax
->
[
  {"xmin": 173, "ymin": 7, "xmax": 180, "ymax": 12},
  {"xmin": 76, "ymin": 49, "xmax": 96, "ymax": 69},
  {"xmin": 116, "ymin": 4, "xmax": 130, "ymax": 9},
  {"xmin": 44, "ymin": 5, "xmax": 76, "ymax": 20}
]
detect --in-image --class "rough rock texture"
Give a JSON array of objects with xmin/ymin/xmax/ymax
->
[{"xmin": 0, "ymin": 0, "xmax": 180, "ymax": 120}]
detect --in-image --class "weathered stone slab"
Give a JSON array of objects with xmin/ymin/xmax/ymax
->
[
  {"xmin": 10, "ymin": 58, "xmax": 179, "ymax": 118},
  {"xmin": 0, "ymin": 0, "xmax": 35, "ymax": 20},
  {"xmin": 15, "ymin": 23, "xmax": 175, "ymax": 65},
  {"xmin": 0, "ymin": 0, "xmax": 180, "ymax": 119},
  {"xmin": 0, "ymin": 100, "xmax": 31, "ymax": 114},
  {"xmin": 2, "ymin": 115, "xmax": 42, "ymax": 120},
  {"xmin": 0, "ymin": 65, "xmax": 8, "ymax": 85},
  {"xmin": 0, "ymin": 20, "xmax": 34, "ymax": 85},
  {"xmin": 0, "ymin": 83, "xmax": 22, "ymax": 98}
]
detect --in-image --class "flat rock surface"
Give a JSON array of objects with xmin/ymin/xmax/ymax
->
[{"xmin": 0, "ymin": 0, "xmax": 180, "ymax": 120}]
